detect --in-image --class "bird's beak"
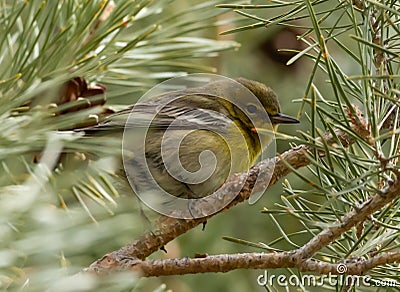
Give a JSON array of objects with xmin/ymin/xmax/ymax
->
[{"xmin": 270, "ymin": 113, "xmax": 299, "ymax": 124}]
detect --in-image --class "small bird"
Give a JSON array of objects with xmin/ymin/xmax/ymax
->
[{"xmin": 88, "ymin": 77, "xmax": 298, "ymax": 216}]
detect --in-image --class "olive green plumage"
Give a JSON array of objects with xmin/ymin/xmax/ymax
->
[{"xmin": 89, "ymin": 77, "xmax": 298, "ymax": 199}]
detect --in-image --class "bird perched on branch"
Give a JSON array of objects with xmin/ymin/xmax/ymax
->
[{"xmin": 86, "ymin": 76, "xmax": 299, "ymax": 217}]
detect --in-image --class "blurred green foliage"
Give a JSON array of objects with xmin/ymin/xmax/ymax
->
[
  {"xmin": 0, "ymin": 0, "xmax": 239, "ymax": 290},
  {"xmin": 2, "ymin": 0, "xmax": 400, "ymax": 291}
]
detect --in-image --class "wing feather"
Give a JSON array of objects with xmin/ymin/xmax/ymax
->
[{"xmin": 86, "ymin": 92, "xmax": 232, "ymax": 133}]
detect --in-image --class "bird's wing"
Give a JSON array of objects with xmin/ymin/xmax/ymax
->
[
  {"xmin": 131, "ymin": 102, "xmax": 232, "ymax": 131},
  {"xmin": 86, "ymin": 98, "xmax": 232, "ymax": 133}
]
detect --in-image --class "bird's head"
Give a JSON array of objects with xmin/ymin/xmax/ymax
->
[{"xmin": 234, "ymin": 77, "xmax": 299, "ymax": 129}]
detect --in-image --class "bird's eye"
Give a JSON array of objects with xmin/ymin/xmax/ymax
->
[{"xmin": 246, "ymin": 104, "xmax": 257, "ymax": 114}]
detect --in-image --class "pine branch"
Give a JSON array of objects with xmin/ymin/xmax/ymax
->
[
  {"xmin": 85, "ymin": 147, "xmax": 400, "ymax": 276},
  {"xmin": 95, "ymin": 250, "xmax": 400, "ymax": 277},
  {"xmin": 84, "ymin": 123, "xmax": 359, "ymax": 274}
]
